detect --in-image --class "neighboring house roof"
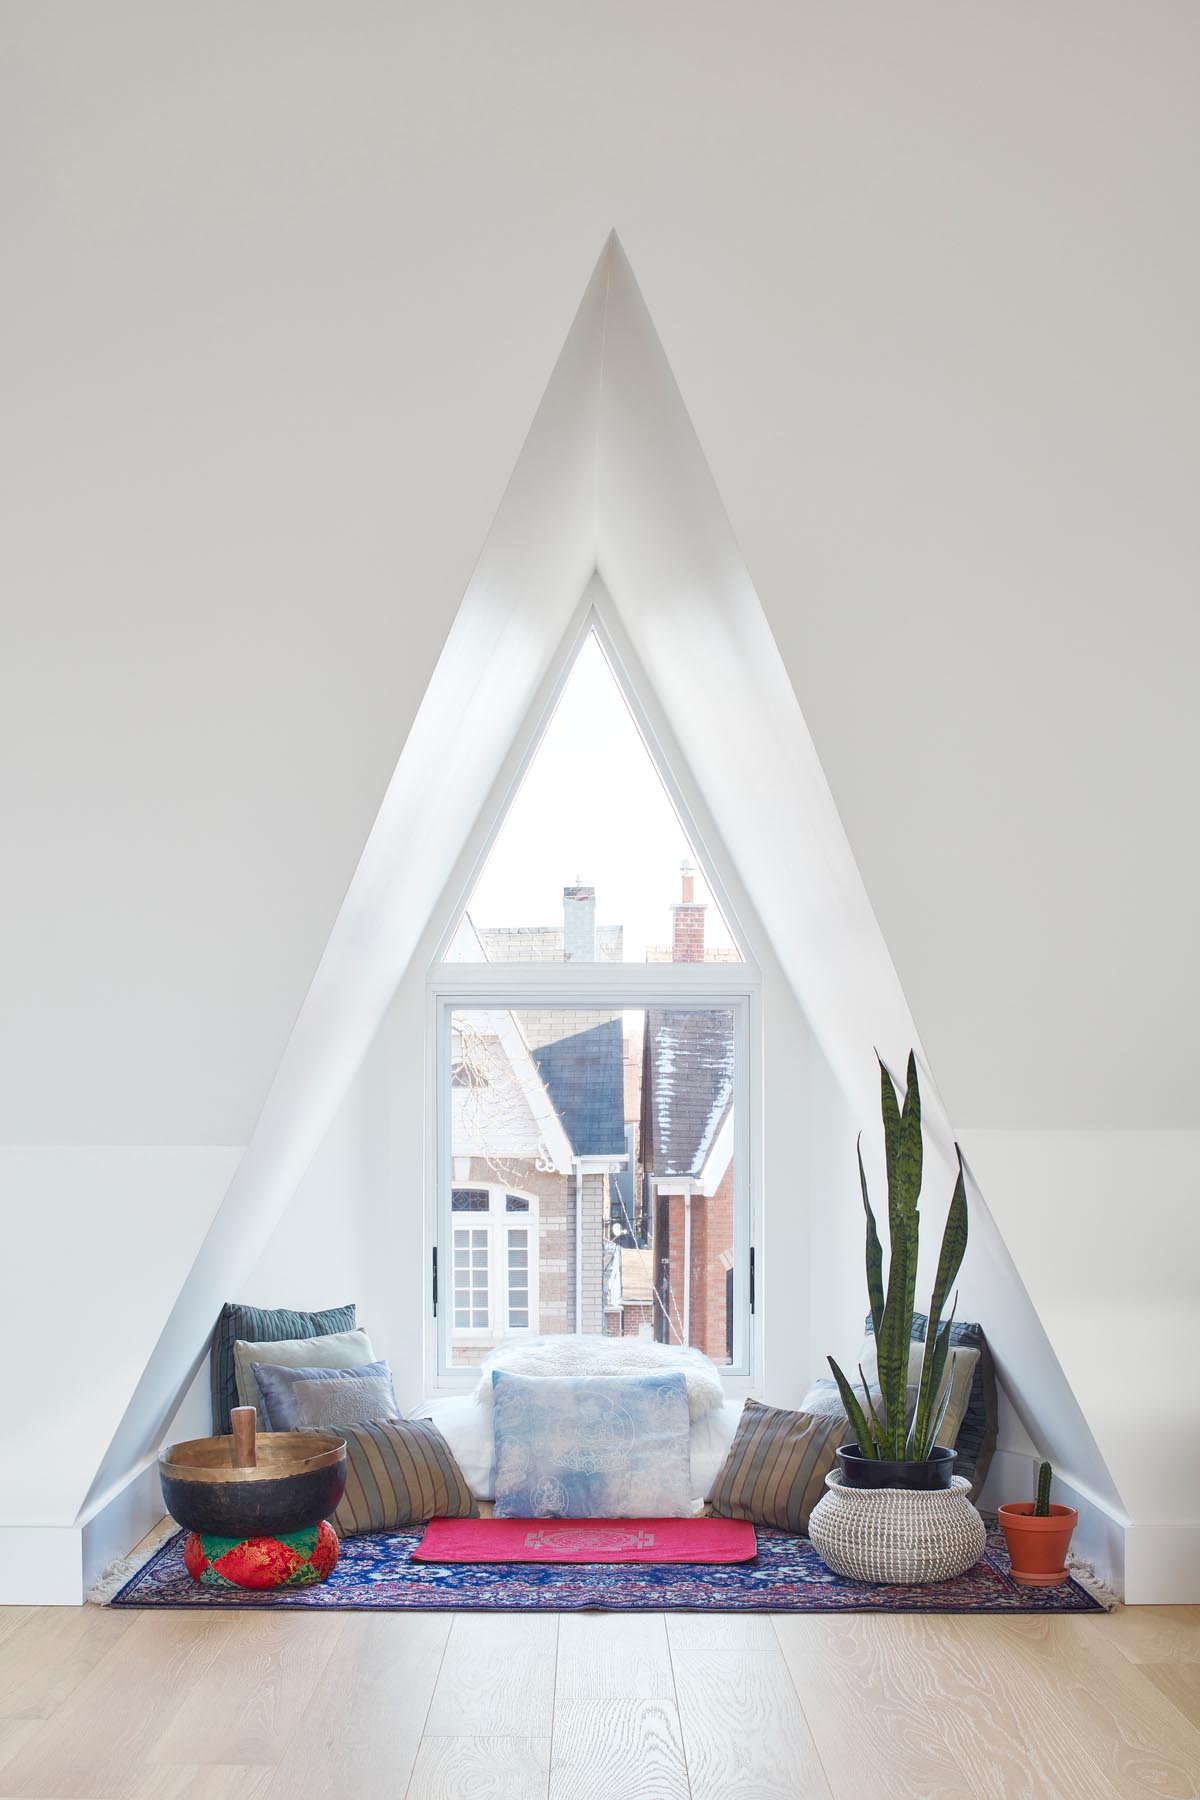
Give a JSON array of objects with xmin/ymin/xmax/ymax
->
[
  {"xmin": 476, "ymin": 924, "xmax": 624, "ymax": 962},
  {"xmin": 452, "ymin": 1005, "xmax": 574, "ymax": 1174},
  {"xmin": 642, "ymin": 1008, "xmax": 735, "ymax": 1182},
  {"xmin": 531, "ymin": 1019, "xmax": 626, "ymax": 1158}
]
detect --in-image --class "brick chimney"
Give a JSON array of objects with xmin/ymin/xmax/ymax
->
[
  {"xmin": 563, "ymin": 884, "xmax": 596, "ymax": 961},
  {"xmin": 671, "ymin": 862, "xmax": 706, "ymax": 962}
]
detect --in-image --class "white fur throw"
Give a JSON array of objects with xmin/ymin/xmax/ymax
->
[{"xmin": 473, "ymin": 1335, "xmax": 725, "ymax": 1423}]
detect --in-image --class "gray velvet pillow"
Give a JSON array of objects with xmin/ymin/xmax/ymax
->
[{"xmin": 251, "ymin": 1358, "xmax": 397, "ymax": 1429}]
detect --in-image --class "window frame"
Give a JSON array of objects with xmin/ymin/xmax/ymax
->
[
  {"xmin": 426, "ymin": 961, "xmax": 760, "ymax": 1395},
  {"xmin": 449, "ymin": 1182, "xmax": 540, "ymax": 1342}
]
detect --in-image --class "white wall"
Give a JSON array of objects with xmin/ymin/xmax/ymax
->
[
  {"xmin": 0, "ymin": 1147, "xmax": 240, "ymax": 1527},
  {"xmin": 0, "ymin": 1147, "xmax": 239, "ymax": 1602},
  {"xmin": 4, "ymin": 2, "xmax": 1196, "ymax": 1601},
  {"xmin": 963, "ymin": 1130, "xmax": 1200, "ymax": 1602}
]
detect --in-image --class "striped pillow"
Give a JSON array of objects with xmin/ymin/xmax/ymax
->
[
  {"xmin": 323, "ymin": 1418, "xmax": 478, "ymax": 1536},
  {"xmin": 706, "ymin": 1400, "xmax": 850, "ymax": 1535},
  {"xmin": 209, "ymin": 1302, "xmax": 356, "ymax": 1433}
]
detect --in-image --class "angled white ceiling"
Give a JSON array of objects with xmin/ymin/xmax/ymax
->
[
  {"xmin": 6, "ymin": 4, "xmax": 1196, "ymax": 1143},
  {"xmin": 84, "ymin": 238, "xmax": 1119, "ymax": 1530}
]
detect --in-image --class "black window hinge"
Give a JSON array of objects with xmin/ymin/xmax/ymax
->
[
  {"xmin": 432, "ymin": 1246, "xmax": 438, "ymax": 1316},
  {"xmin": 749, "ymin": 1245, "xmax": 756, "ymax": 1315}
]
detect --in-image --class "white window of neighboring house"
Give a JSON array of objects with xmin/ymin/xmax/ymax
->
[
  {"xmin": 449, "ymin": 1185, "xmax": 539, "ymax": 1343},
  {"xmin": 427, "ymin": 620, "xmax": 760, "ymax": 1394}
]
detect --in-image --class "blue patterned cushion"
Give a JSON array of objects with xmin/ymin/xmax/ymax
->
[
  {"xmin": 491, "ymin": 1370, "xmax": 693, "ymax": 1519},
  {"xmin": 251, "ymin": 1359, "xmax": 397, "ymax": 1430}
]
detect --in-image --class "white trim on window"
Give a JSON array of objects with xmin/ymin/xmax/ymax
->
[
  {"xmin": 422, "ymin": 592, "xmax": 763, "ymax": 1398},
  {"xmin": 447, "ymin": 1183, "xmax": 541, "ymax": 1349}
]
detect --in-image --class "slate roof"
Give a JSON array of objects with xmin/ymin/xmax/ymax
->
[
  {"xmin": 530, "ymin": 1018, "xmax": 626, "ymax": 1158},
  {"xmin": 642, "ymin": 1008, "xmax": 735, "ymax": 1179}
]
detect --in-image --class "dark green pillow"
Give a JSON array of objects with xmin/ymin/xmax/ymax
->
[{"xmin": 210, "ymin": 1301, "xmax": 356, "ymax": 1433}]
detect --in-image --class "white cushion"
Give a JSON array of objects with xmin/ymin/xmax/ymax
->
[
  {"xmin": 473, "ymin": 1334, "xmax": 725, "ymax": 1423},
  {"xmin": 412, "ymin": 1394, "xmax": 497, "ymax": 1500},
  {"xmin": 689, "ymin": 1398, "xmax": 745, "ymax": 1500}
]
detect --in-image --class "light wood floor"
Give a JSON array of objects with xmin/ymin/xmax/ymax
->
[{"xmin": 0, "ymin": 1598, "xmax": 1196, "ymax": 1799}]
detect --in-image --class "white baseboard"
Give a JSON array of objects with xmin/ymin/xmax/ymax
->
[
  {"xmin": 0, "ymin": 1527, "xmax": 87, "ymax": 1606},
  {"xmin": 0, "ymin": 1461, "xmax": 169, "ymax": 1607},
  {"xmin": 1123, "ymin": 1521, "xmax": 1200, "ymax": 1605},
  {"xmin": 81, "ymin": 1458, "xmax": 167, "ymax": 1598}
]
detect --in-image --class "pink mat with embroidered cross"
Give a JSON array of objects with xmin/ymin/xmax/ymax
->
[{"xmin": 413, "ymin": 1516, "xmax": 757, "ymax": 1564}]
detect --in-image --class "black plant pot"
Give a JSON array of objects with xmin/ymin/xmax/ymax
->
[{"xmin": 836, "ymin": 1443, "xmax": 957, "ymax": 1490}]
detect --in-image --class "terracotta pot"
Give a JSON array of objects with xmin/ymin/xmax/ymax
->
[{"xmin": 998, "ymin": 1501, "xmax": 1078, "ymax": 1587}]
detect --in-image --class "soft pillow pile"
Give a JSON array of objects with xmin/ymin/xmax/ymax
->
[
  {"xmin": 210, "ymin": 1300, "xmax": 356, "ymax": 1432},
  {"xmin": 475, "ymin": 1333, "xmax": 725, "ymax": 1423},
  {"xmin": 251, "ymin": 1358, "xmax": 398, "ymax": 1429},
  {"xmin": 233, "ymin": 1326, "xmax": 379, "ymax": 1420}
]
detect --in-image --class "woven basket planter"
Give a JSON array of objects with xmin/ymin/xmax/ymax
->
[{"xmin": 809, "ymin": 1471, "xmax": 986, "ymax": 1585}]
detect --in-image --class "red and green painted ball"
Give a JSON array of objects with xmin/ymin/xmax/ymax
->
[{"xmin": 183, "ymin": 1521, "xmax": 339, "ymax": 1590}]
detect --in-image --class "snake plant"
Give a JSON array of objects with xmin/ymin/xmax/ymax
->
[{"xmin": 827, "ymin": 1052, "xmax": 969, "ymax": 1461}]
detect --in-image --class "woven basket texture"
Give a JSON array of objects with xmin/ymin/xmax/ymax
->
[{"xmin": 808, "ymin": 1471, "xmax": 986, "ymax": 1585}]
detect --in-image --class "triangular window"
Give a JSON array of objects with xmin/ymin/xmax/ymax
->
[{"xmin": 444, "ymin": 630, "xmax": 742, "ymax": 964}]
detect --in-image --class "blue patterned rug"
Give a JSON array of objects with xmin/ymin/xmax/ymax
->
[{"xmin": 111, "ymin": 1521, "xmax": 1104, "ymax": 1613}]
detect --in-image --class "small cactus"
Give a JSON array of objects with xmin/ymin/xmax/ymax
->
[{"xmin": 1034, "ymin": 1460, "xmax": 1053, "ymax": 1517}]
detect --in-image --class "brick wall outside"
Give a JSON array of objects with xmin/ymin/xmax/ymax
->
[
  {"xmin": 578, "ymin": 1168, "xmax": 606, "ymax": 1336},
  {"xmin": 657, "ymin": 1174, "xmax": 735, "ymax": 1365},
  {"xmin": 513, "ymin": 1007, "xmax": 622, "ymax": 1052},
  {"xmin": 671, "ymin": 903, "xmax": 707, "ymax": 962}
]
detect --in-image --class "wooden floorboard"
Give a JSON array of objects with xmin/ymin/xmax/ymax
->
[
  {"xmin": 554, "ymin": 1613, "xmax": 674, "ymax": 1703},
  {"xmin": 0, "ymin": 1602, "xmax": 1195, "ymax": 1800},
  {"xmin": 548, "ymin": 1698, "xmax": 688, "ymax": 1800},
  {"xmin": 146, "ymin": 1613, "xmax": 345, "ymax": 1769},
  {"xmin": 982, "ymin": 1615, "xmax": 1200, "ymax": 1800},
  {"xmin": 260, "ymin": 1613, "xmax": 451, "ymax": 1800},
  {"xmin": 0, "ymin": 1612, "xmax": 232, "ymax": 1799},
  {"xmin": 871, "ymin": 1616, "xmax": 1128, "ymax": 1800},
  {"xmin": 1143, "ymin": 1662, "xmax": 1200, "ymax": 1733},
  {"xmin": 406, "ymin": 1735, "xmax": 551, "ymax": 1800},
  {"xmin": 0, "ymin": 1606, "xmax": 135, "ymax": 1723},
  {"xmin": 423, "ymin": 1615, "xmax": 558, "ymax": 1739},
  {"xmin": 664, "ymin": 1610, "xmax": 777, "ymax": 1651},
  {"xmin": 772, "ymin": 1613, "xmax": 973, "ymax": 1798},
  {"xmin": 672, "ymin": 1645, "xmax": 831, "ymax": 1798}
]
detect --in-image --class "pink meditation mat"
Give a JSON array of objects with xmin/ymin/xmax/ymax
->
[{"xmin": 413, "ymin": 1516, "xmax": 757, "ymax": 1565}]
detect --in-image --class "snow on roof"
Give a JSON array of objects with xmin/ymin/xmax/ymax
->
[{"xmin": 642, "ymin": 1008, "xmax": 735, "ymax": 1179}]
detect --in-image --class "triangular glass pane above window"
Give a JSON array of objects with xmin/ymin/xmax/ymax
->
[{"xmin": 444, "ymin": 631, "xmax": 742, "ymax": 963}]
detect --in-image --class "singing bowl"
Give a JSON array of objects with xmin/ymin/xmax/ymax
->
[{"xmin": 159, "ymin": 1430, "xmax": 347, "ymax": 1538}]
